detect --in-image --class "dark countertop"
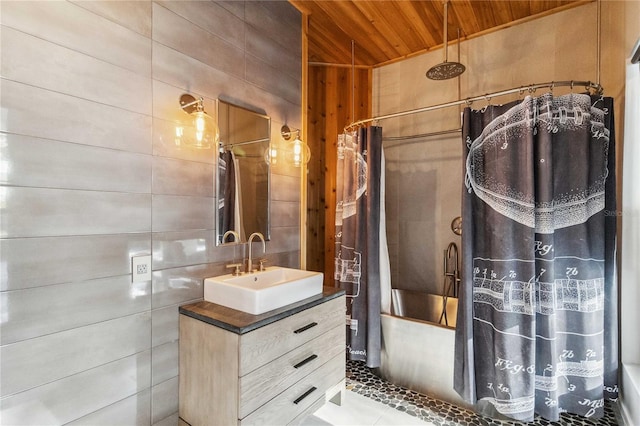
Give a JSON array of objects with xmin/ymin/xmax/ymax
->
[{"xmin": 179, "ymin": 286, "xmax": 345, "ymax": 335}]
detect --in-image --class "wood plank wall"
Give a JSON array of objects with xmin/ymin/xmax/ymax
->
[{"xmin": 306, "ymin": 65, "xmax": 372, "ymax": 286}]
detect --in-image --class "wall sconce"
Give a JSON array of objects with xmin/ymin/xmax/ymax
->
[
  {"xmin": 177, "ymin": 94, "xmax": 218, "ymax": 149},
  {"xmin": 281, "ymin": 124, "xmax": 310, "ymax": 167}
]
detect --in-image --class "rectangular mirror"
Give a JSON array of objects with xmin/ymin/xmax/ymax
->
[{"xmin": 216, "ymin": 99, "xmax": 271, "ymax": 245}]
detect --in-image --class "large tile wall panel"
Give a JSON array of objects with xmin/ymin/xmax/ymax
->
[
  {"xmin": 272, "ymin": 173, "xmax": 303, "ymax": 201},
  {"xmin": 218, "ymin": 1, "xmax": 245, "ymax": 20},
  {"xmin": 152, "ymin": 341, "xmax": 179, "ymax": 386},
  {"xmin": 152, "ymin": 156, "xmax": 214, "ymax": 197},
  {"xmin": 246, "ymin": 25, "xmax": 300, "ymax": 81},
  {"xmin": 1, "ymin": 312, "xmax": 151, "ymax": 396},
  {"xmin": 152, "ymin": 44, "xmax": 242, "ymax": 112},
  {"xmin": 1, "ymin": 276, "xmax": 151, "ymax": 345},
  {"xmin": 0, "ymin": 234, "xmax": 151, "ymax": 291},
  {"xmin": 151, "ymin": 305, "xmax": 180, "ymax": 348},
  {"xmin": 0, "ymin": 187, "xmax": 151, "ymax": 238},
  {"xmin": 2, "ymin": 134, "xmax": 152, "ymax": 193},
  {"xmin": 155, "ymin": 0, "xmax": 245, "ymax": 49},
  {"xmin": 245, "ymin": 1, "xmax": 301, "ymax": 56},
  {"xmin": 152, "ymin": 3, "xmax": 244, "ymax": 79},
  {"xmin": 268, "ymin": 226, "xmax": 300, "ymax": 255},
  {"xmin": 67, "ymin": 389, "xmax": 152, "ymax": 426},
  {"xmin": 0, "ymin": 80, "xmax": 152, "ymax": 154},
  {"xmin": 153, "ymin": 413, "xmax": 179, "ymax": 426},
  {"xmin": 151, "ymin": 377, "xmax": 179, "ymax": 425},
  {"xmin": 152, "ymin": 194, "xmax": 214, "ymax": 233},
  {"xmin": 69, "ymin": 0, "xmax": 153, "ymax": 37},
  {"xmin": 151, "ymin": 263, "xmax": 228, "ymax": 309},
  {"xmin": 246, "ymin": 54, "xmax": 301, "ymax": 106},
  {"xmin": 0, "ymin": 351, "xmax": 151, "ymax": 425},
  {"xmin": 0, "ymin": 0, "xmax": 151, "ymax": 74},
  {"xmin": 271, "ymin": 200, "xmax": 300, "ymax": 228},
  {"xmin": 1, "ymin": 27, "xmax": 151, "ymax": 114},
  {"xmin": 152, "ymin": 230, "xmax": 241, "ymax": 270}
]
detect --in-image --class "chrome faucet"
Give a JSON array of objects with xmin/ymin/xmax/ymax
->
[
  {"xmin": 222, "ymin": 230, "xmax": 240, "ymax": 244},
  {"xmin": 246, "ymin": 232, "xmax": 266, "ymax": 273}
]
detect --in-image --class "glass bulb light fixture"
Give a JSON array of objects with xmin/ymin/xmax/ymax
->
[
  {"xmin": 179, "ymin": 94, "xmax": 219, "ymax": 149},
  {"xmin": 280, "ymin": 124, "xmax": 310, "ymax": 167},
  {"xmin": 289, "ymin": 135, "xmax": 310, "ymax": 167}
]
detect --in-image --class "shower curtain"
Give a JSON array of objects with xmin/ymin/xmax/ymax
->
[
  {"xmin": 334, "ymin": 126, "xmax": 390, "ymax": 368},
  {"xmin": 454, "ymin": 93, "xmax": 618, "ymax": 422}
]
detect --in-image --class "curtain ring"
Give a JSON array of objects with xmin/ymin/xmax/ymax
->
[
  {"xmin": 570, "ymin": 80, "xmax": 575, "ymax": 91},
  {"xmin": 550, "ymin": 81, "xmax": 555, "ymax": 93},
  {"xmin": 465, "ymin": 98, "xmax": 473, "ymax": 107},
  {"xmin": 481, "ymin": 95, "xmax": 491, "ymax": 112}
]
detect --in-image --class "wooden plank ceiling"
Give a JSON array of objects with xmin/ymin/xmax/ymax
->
[{"xmin": 289, "ymin": 0, "xmax": 589, "ymax": 67}]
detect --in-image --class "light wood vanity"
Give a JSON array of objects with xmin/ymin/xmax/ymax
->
[{"xmin": 178, "ymin": 287, "xmax": 346, "ymax": 425}]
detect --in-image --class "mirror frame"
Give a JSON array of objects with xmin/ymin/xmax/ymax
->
[{"xmin": 215, "ymin": 99, "xmax": 271, "ymax": 245}]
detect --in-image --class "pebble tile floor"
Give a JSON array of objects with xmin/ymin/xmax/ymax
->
[{"xmin": 345, "ymin": 361, "xmax": 621, "ymax": 426}]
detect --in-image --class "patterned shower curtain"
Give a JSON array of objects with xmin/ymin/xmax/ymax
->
[
  {"xmin": 334, "ymin": 126, "xmax": 387, "ymax": 368},
  {"xmin": 454, "ymin": 93, "xmax": 618, "ymax": 422}
]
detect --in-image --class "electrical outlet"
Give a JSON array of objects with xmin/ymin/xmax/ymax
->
[{"xmin": 132, "ymin": 255, "xmax": 152, "ymax": 282}]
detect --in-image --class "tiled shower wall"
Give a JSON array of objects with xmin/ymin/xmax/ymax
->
[{"xmin": 0, "ymin": 1, "xmax": 302, "ymax": 424}]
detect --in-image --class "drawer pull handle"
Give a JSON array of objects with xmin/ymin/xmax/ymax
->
[
  {"xmin": 293, "ymin": 354, "xmax": 318, "ymax": 369},
  {"xmin": 293, "ymin": 386, "xmax": 317, "ymax": 405},
  {"xmin": 294, "ymin": 322, "xmax": 318, "ymax": 334}
]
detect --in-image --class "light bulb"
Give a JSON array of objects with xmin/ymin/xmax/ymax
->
[
  {"xmin": 175, "ymin": 126, "xmax": 184, "ymax": 146},
  {"xmin": 285, "ymin": 136, "xmax": 309, "ymax": 167},
  {"xmin": 194, "ymin": 112, "xmax": 206, "ymax": 143}
]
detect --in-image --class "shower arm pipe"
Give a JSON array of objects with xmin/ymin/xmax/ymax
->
[
  {"xmin": 442, "ymin": 0, "xmax": 449, "ymax": 63},
  {"xmin": 344, "ymin": 80, "xmax": 603, "ymax": 131},
  {"xmin": 596, "ymin": 0, "xmax": 601, "ymax": 85}
]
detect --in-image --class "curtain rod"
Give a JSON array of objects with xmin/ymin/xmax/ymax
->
[
  {"xmin": 383, "ymin": 127, "xmax": 461, "ymax": 142},
  {"xmin": 345, "ymin": 80, "xmax": 603, "ymax": 131}
]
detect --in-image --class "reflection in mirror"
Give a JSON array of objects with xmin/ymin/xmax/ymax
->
[{"xmin": 216, "ymin": 99, "xmax": 271, "ymax": 245}]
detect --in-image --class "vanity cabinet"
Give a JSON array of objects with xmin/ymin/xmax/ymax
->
[{"xmin": 179, "ymin": 288, "xmax": 345, "ymax": 426}]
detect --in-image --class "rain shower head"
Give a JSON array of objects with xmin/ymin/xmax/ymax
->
[
  {"xmin": 426, "ymin": 61, "xmax": 465, "ymax": 80},
  {"xmin": 426, "ymin": 0, "xmax": 465, "ymax": 80}
]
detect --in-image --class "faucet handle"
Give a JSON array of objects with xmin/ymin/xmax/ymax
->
[
  {"xmin": 226, "ymin": 263, "xmax": 242, "ymax": 276},
  {"xmin": 257, "ymin": 258, "xmax": 268, "ymax": 271}
]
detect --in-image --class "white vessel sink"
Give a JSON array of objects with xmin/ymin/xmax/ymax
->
[{"xmin": 204, "ymin": 267, "xmax": 324, "ymax": 315}]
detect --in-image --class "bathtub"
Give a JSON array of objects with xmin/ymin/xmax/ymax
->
[{"xmin": 378, "ymin": 289, "xmax": 471, "ymax": 408}]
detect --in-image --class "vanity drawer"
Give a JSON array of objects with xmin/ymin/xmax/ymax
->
[
  {"xmin": 239, "ymin": 296, "xmax": 344, "ymax": 376},
  {"xmin": 238, "ymin": 324, "xmax": 344, "ymax": 418},
  {"xmin": 239, "ymin": 351, "xmax": 345, "ymax": 426}
]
